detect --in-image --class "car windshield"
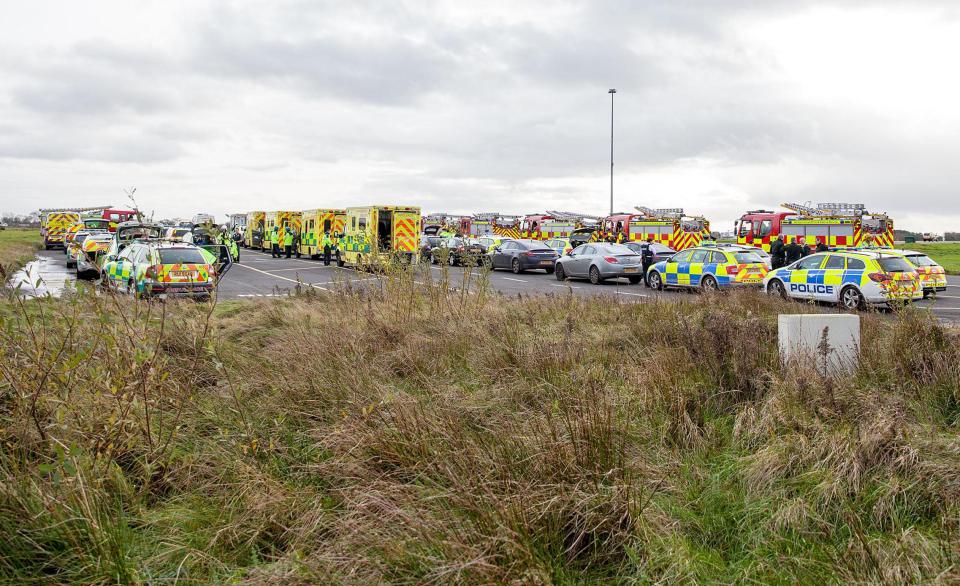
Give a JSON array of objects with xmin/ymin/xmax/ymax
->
[
  {"xmin": 159, "ymin": 248, "xmax": 207, "ymax": 265},
  {"xmin": 733, "ymin": 251, "xmax": 765, "ymax": 264},
  {"xmin": 905, "ymin": 254, "xmax": 937, "ymax": 267},
  {"xmin": 877, "ymin": 257, "xmax": 913, "ymax": 273},
  {"xmin": 172, "ymin": 229, "xmax": 190, "ymax": 237}
]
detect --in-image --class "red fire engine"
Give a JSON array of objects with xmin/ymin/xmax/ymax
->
[
  {"xmin": 735, "ymin": 202, "xmax": 894, "ymax": 252},
  {"xmin": 599, "ymin": 207, "xmax": 710, "ymax": 250}
]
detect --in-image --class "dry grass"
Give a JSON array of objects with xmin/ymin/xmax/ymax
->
[{"xmin": 0, "ymin": 275, "xmax": 958, "ymax": 583}]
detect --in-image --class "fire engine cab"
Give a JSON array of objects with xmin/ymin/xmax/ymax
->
[
  {"xmin": 735, "ymin": 202, "xmax": 894, "ymax": 252},
  {"xmin": 600, "ymin": 207, "xmax": 710, "ymax": 250}
]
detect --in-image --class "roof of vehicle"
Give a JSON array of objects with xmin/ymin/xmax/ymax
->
[{"xmin": 129, "ymin": 240, "xmax": 209, "ymax": 251}]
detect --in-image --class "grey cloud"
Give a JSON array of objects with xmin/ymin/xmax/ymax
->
[{"xmin": 193, "ymin": 31, "xmax": 455, "ymax": 105}]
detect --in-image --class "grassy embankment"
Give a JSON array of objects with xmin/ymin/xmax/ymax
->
[
  {"xmin": 0, "ymin": 228, "xmax": 41, "ymax": 281},
  {"xmin": 1, "ymin": 265, "xmax": 957, "ymax": 584}
]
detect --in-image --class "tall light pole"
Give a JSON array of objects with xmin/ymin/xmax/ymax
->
[{"xmin": 608, "ymin": 88, "xmax": 616, "ymax": 215}]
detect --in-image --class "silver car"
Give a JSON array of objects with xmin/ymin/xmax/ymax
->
[{"xmin": 555, "ymin": 243, "xmax": 644, "ymax": 284}]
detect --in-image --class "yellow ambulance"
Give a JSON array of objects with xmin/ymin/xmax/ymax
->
[
  {"xmin": 299, "ymin": 209, "xmax": 346, "ymax": 258},
  {"xmin": 263, "ymin": 211, "xmax": 302, "ymax": 252},
  {"xmin": 245, "ymin": 211, "xmax": 265, "ymax": 249},
  {"xmin": 339, "ymin": 205, "xmax": 422, "ymax": 267}
]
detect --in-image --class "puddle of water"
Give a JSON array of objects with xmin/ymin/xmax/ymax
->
[{"xmin": 6, "ymin": 254, "xmax": 74, "ymax": 298}]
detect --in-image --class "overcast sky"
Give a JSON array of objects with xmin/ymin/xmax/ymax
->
[{"xmin": 1, "ymin": 0, "xmax": 958, "ymax": 232}]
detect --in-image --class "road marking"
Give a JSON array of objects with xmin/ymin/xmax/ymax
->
[
  {"xmin": 550, "ymin": 283, "xmax": 580, "ymax": 289},
  {"xmin": 502, "ymin": 277, "xmax": 527, "ymax": 282},
  {"xmin": 233, "ymin": 262, "xmax": 331, "ymax": 291},
  {"xmin": 265, "ymin": 266, "xmax": 331, "ymax": 272},
  {"xmin": 933, "ymin": 294, "xmax": 960, "ymax": 299},
  {"xmin": 615, "ymin": 290, "xmax": 648, "ymax": 297}
]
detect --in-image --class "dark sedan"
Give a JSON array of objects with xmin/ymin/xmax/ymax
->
[
  {"xmin": 487, "ymin": 239, "xmax": 558, "ymax": 274},
  {"xmin": 430, "ymin": 237, "xmax": 485, "ymax": 266},
  {"xmin": 624, "ymin": 241, "xmax": 676, "ymax": 263}
]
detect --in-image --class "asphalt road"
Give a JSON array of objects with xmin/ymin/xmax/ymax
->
[
  {"xmin": 220, "ymin": 248, "xmax": 960, "ymax": 323},
  {"xmin": 13, "ymin": 248, "xmax": 960, "ymax": 324}
]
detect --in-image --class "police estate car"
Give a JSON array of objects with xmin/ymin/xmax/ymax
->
[
  {"xmin": 647, "ymin": 245, "xmax": 768, "ymax": 291},
  {"xmin": 763, "ymin": 250, "xmax": 922, "ymax": 309}
]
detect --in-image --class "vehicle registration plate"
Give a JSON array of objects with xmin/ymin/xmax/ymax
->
[
  {"xmin": 623, "ymin": 267, "xmax": 638, "ymax": 273},
  {"xmin": 540, "ymin": 260, "xmax": 553, "ymax": 266},
  {"xmin": 171, "ymin": 270, "xmax": 198, "ymax": 279}
]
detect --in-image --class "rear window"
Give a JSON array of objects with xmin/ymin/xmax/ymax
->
[
  {"xmin": 877, "ymin": 257, "xmax": 912, "ymax": 273},
  {"xmin": 905, "ymin": 254, "xmax": 936, "ymax": 267},
  {"xmin": 74, "ymin": 234, "xmax": 89, "ymax": 244},
  {"xmin": 159, "ymin": 249, "xmax": 207, "ymax": 265},
  {"xmin": 733, "ymin": 252, "xmax": 764, "ymax": 264},
  {"xmin": 599, "ymin": 244, "xmax": 635, "ymax": 255}
]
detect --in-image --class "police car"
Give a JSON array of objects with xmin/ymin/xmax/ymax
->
[
  {"xmin": 647, "ymin": 245, "xmax": 768, "ymax": 291},
  {"xmin": 101, "ymin": 241, "xmax": 222, "ymax": 300},
  {"xmin": 763, "ymin": 250, "xmax": 922, "ymax": 309},
  {"xmin": 883, "ymin": 249, "xmax": 947, "ymax": 298}
]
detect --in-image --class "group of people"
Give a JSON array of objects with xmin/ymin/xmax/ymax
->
[
  {"xmin": 267, "ymin": 225, "xmax": 337, "ymax": 265},
  {"xmin": 269, "ymin": 225, "xmax": 298, "ymax": 259},
  {"xmin": 769, "ymin": 235, "xmax": 829, "ymax": 269}
]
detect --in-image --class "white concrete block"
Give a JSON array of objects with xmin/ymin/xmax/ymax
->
[{"xmin": 778, "ymin": 314, "xmax": 860, "ymax": 375}]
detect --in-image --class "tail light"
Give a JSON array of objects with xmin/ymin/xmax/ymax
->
[
  {"xmin": 868, "ymin": 272, "xmax": 891, "ymax": 283},
  {"xmin": 725, "ymin": 265, "xmax": 740, "ymax": 275},
  {"xmin": 144, "ymin": 265, "xmax": 159, "ymax": 280},
  {"xmin": 603, "ymin": 256, "xmax": 619, "ymax": 263},
  {"xmin": 523, "ymin": 251, "xmax": 535, "ymax": 257}
]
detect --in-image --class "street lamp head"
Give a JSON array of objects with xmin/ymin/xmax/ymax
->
[{"xmin": 608, "ymin": 88, "xmax": 617, "ymax": 94}]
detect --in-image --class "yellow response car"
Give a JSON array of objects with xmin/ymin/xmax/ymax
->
[
  {"xmin": 101, "ymin": 241, "xmax": 218, "ymax": 300},
  {"xmin": 647, "ymin": 245, "xmax": 768, "ymax": 291},
  {"xmin": 885, "ymin": 249, "xmax": 947, "ymax": 297}
]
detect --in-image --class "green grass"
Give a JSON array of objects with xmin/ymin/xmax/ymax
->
[
  {"xmin": 0, "ymin": 228, "xmax": 41, "ymax": 277},
  {"xmin": 0, "ymin": 269, "xmax": 958, "ymax": 583},
  {"xmin": 901, "ymin": 242, "xmax": 960, "ymax": 274}
]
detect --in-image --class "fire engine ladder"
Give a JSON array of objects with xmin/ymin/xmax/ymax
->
[
  {"xmin": 816, "ymin": 202, "xmax": 866, "ymax": 216},
  {"xmin": 544, "ymin": 210, "xmax": 603, "ymax": 222},
  {"xmin": 633, "ymin": 206, "xmax": 684, "ymax": 218},
  {"xmin": 39, "ymin": 205, "xmax": 114, "ymax": 214}
]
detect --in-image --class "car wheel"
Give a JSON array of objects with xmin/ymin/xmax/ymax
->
[
  {"xmin": 589, "ymin": 265, "xmax": 603, "ymax": 285},
  {"xmin": 768, "ymin": 279, "xmax": 788, "ymax": 300},
  {"xmin": 511, "ymin": 258, "xmax": 523, "ymax": 274},
  {"xmin": 432, "ymin": 253, "xmax": 438, "ymax": 265},
  {"xmin": 840, "ymin": 286, "xmax": 864, "ymax": 311},
  {"xmin": 555, "ymin": 264, "xmax": 566, "ymax": 281},
  {"xmin": 483, "ymin": 256, "xmax": 494, "ymax": 269},
  {"xmin": 448, "ymin": 253, "xmax": 457, "ymax": 267},
  {"xmin": 627, "ymin": 275, "xmax": 642, "ymax": 284},
  {"xmin": 700, "ymin": 275, "xmax": 718, "ymax": 291},
  {"xmin": 648, "ymin": 271, "xmax": 663, "ymax": 291},
  {"xmin": 336, "ymin": 252, "xmax": 345, "ymax": 267},
  {"xmin": 127, "ymin": 278, "xmax": 137, "ymax": 297}
]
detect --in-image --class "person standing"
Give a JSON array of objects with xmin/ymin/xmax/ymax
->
[
  {"xmin": 800, "ymin": 237, "xmax": 812, "ymax": 258},
  {"xmin": 784, "ymin": 238, "xmax": 803, "ymax": 265},
  {"xmin": 816, "ymin": 238, "xmax": 829, "ymax": 253},
  {"xmin": 322, "ymin": 230, "xmax": 333, "ymax": 266},
  {"xmin": 641, "ymin": 237, "xmax": 655, "ymax": 287},
  {"xmin": 271, "ymin": 226, "xmax": 281, "ymax": 258},
  {"xmin": 770, "ymin": 235, "xmax": 785, "ymax": 269},
  {"xmin": 284, "ymin": 226, "xmax": 294, "ymax": 258}
]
